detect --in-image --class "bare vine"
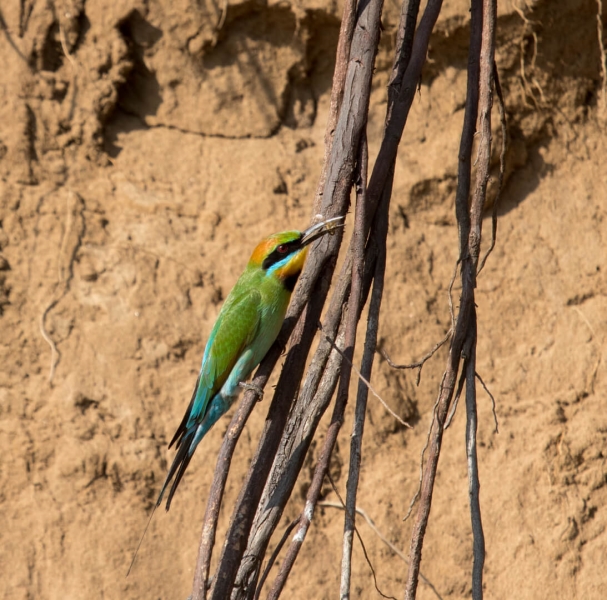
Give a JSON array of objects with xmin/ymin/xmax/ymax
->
[{"xmin": 185, "ymin": 1, "xmax": 501, "ymax": 598}]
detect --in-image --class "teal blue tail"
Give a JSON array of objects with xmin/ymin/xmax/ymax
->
[
  {"xmin": 155, "ymin": 377, "xmax": 232, "ymax": 511},
  {"xmin": 127, "ymin": 378, "xmax": 232, "ymax": 576}
]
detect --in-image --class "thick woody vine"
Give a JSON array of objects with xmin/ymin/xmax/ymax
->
[{"xmin": 190, "ymin": 1, "xmax": 503, "ymax": 599}]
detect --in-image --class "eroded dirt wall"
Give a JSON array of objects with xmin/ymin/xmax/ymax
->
[{"xmin": 1, "ymin": 1, "xmax": 606, "ymax": 598}]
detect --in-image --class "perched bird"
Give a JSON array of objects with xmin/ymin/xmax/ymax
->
[
  {"xmin": 156, "ymin": 215, "xmax": 343, "ymax": 511},
  {"xmin": 127, "ymin": 217, "xmax": 343, "ymax": 575}
]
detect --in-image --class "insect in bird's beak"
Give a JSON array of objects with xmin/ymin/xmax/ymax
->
[{"xmin": 301, "ymin": 216, "xmax": 345, "ymax": 246}]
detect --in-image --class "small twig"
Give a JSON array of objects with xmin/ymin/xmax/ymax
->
[
  {"xmin": 341, "ymin": 132, "xmax": 396, "ymax": 600},
  {"xmin": 321, "ymin": 325, "xmax": 412, "ymax": 429},
  {"xmin": 321, "ymin": 501, "xmax": 445, "ymax": 600},
  {"xmin": 328, "ymin": 476, "xmax": 397, "ymax": 600},
  {"xmin": 352, "ymin": 523, "xmax": 396, "ymax": 600},
  {"xmin": 475, "ymin": 371, "xmax": 498, "ymax": 433},
  {"xmin": 448, "ymin": 259, "xmax": 460, "ymax": 332},
  {"xmin": 380, "ymin": 330, "xmax": 451, "ymax": 387}
]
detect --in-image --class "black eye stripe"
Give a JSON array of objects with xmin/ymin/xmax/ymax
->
[{"xmin": 262, "ymin": 239, "xmax": 301, "ymax": 270}]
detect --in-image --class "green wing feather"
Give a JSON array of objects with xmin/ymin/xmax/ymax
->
[{"xmin": 169, "ymin": 287, "xmax": 262, "ymax": 449}]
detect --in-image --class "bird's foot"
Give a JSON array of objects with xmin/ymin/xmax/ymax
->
[{"xmin": 239, "ymin": 381, "xmax": 264, "ymax": 400}]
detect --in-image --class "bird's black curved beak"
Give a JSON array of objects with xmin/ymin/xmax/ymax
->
[{"xmin": 301, "ymin": 216, "xmax": 345, "ymax": 246}]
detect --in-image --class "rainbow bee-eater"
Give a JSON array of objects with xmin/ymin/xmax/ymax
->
[
  {"xmin": 155, "ymin": 216, "xmax": 343, "ymax": 511},
  {"xmin": 128, "ymin": 217, "xmax": 343, "ymax": 575}
]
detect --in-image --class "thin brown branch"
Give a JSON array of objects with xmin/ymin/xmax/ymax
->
[
  {"xmin": 316, "ymin": 0, "xmax": 358, "ymax": 212},
  {"xmin": 231, "ymin": 208, "xmax": 385, "ymax": 598},
  {"xmin": 597, "ymin": 0, "xmax": 607, "ymax": 118},
  {"xmin": 403, "ymin": 0, "xmax": 486, "ymax": 595},
  {"xmin": 267, "ymin": 123, "xmax": 373, "ymax": 600},
  {"xmin": 476, "ymin": 371, "xmax": 498, "ymax": 433},
  {"xmin": 404, "ymin": 0, "xmax": 496, "ymax": 596},
  {"xmin": 201, "ymin": 0, "xmax": 382, "ymax": 595},
  {"xmin": 443, "ymin": 359, "xmax": 467, "ymax": 430},
  {"xmin": 367, "ymin": 0, "xmax": 445, "ymax": 219},
  {"xmin": 465, "ymin": 2, "xmax": 496, "ymax": 595},
  {"xmin": 448, "ymin": 259, "xmax": 460, "ymax": 332},
  {"xmin": 465, "ymin": 332, "xmax": 484, "ymax": 600},
  {"xmin": 207, "ymin": 274, "xmax": 335, "ymax": 600},
  {"xmin": 401, "ymin": 371, "xmax": 446, "ymax": 524},
  {"xmin": 341, "ymin": 132, "xmax": 373, "ymax": 598},
  {"xmin": 353, "ymin": 524, "xmax": 397, "ymax": 600},
  {"xmin": 341, "ymin": 11, "xmax": 450, "ymax": 583},
  {"xmin": 320, "ymin": 501, "xmax": 444, "ymax": 600},
  {"xmin": 191, "ymin": 381, "xmax": 267, "ymax": 598},
  {"xmin": 327, "ymin": 475, "xmax": 397, "ymax": 600},
  {"xmin": 477, "ymin": 63, "xmax": 507, "ymax": 276},
  {"xmin": 388, "ymin": 1, "xmax": 422, "ymax": 105},
  {"xmin": 321, "ymin": 326, "xmax": 411, "ymax": 429},
  {"xmin": 470, "ymin": 0, "xmax": 496, "ymax": 265},
  {"xmin": 253, "ymin": 518, "xmax": 300, "ymax": 600},
  {"xmin": 380, "ymin": 329, "xmax": 451, "ymax": 386}
]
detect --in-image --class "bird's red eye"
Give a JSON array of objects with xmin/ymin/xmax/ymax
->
[{"xmin": 277, "ymin": 244, "xmax": 288, "ymax": 254}]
